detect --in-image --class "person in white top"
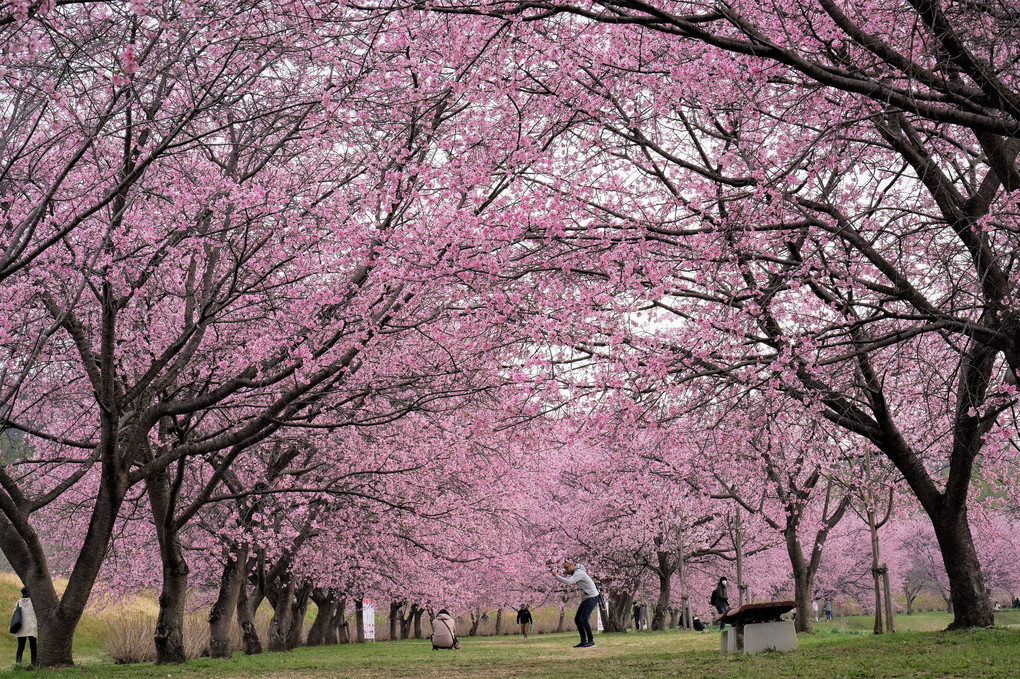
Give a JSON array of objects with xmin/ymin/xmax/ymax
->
[{"xmin": 12, "ymin": 586, "xmax": 38, "ymax": 667}]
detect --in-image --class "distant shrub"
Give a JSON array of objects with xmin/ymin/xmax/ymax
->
[
  {"xmin": 104, "ymin": 614, "xmax": 156, "ymax": 664},
  {"xmin": 103, "ymin": 610, "xmax": 271, "ymax": 663}
]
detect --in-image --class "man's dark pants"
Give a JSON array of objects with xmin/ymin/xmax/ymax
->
[{"xmin": 575, "ymin": 597, "xmax": 598, "ymax": 644}]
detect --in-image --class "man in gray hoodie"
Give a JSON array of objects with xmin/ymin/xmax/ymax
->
[{"xmin": 551, "ymin": 560, "xmax": 600, "ymax": 648}]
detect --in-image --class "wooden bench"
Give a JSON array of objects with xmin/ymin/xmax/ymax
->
[{"xmin": 718, "ymin": 601, "xmax": 797, "ymax": 655}]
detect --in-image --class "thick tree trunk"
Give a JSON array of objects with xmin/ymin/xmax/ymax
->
[
  {"xmin": 556, "ymin": 604, "xmax": 565, "ymax": 633},
  {"xmin": 307, "ymin": 589, "xmax": 338, "ymax": 647},
  {"xmin": 153, "ymin": 542, "xmax": 190, "ymax": 663},
  {"xmin": 329, "ymin": 598, "xmax": 348, "ymax": 645},
  {"xmin": 146, "ymin": 459, "xmax": 189, "ymax": 664},
  {"xmin": 209, "ymin": 543, "xmax": 248, "ymax": 659},
  {"xmin": 468, "ymin": 610, "xmax": 481, "ymax": 636},
  {"xmin": 267, "ymin": 578, "xmax": 296, "ymax": 652},
  {"xmin": 603, "ymin": 591, "xmax": 630, "ymax": 633},
  {"xmin": 284, "ymin": 583, "xmax": 310, "ymax": 650},
  {"xmin": 786, "ymin": 528, "xmax": 815, "ymax": 634},
  {"xmin": 236, "ymin": 574, "xmax": 264, "ymax": 655},
  {"xmin": 932, "ymin": 508, "xmax": 992, "ymax": 628},
  {"xmin": 389, "ymin": 601, "xmax": 402, "ymax": 640},
  {"xmin": 494, "ymin": 607, "xmax": 503, "ymax": 636}
]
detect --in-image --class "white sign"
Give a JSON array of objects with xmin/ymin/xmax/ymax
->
[{"xmin": 363, "ymin": 600, "xmax": 375, "ymax": 641}]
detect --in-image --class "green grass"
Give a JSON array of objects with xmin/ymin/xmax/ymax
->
[{"xmin": 1, "ymin": 613, "xmax": 1018, "ymax": 678}]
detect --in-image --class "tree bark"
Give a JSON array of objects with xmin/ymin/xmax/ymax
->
[
  {"xmin": 468, "ymin": 610, "xmax": 481, "ymax": 636},
  {"xmin": 882, "ymin": 564, "xmax": 896, "ymax": 633},
  {"xmin": 398, "ymin": 603, "xmax": 414, "ymax": 639},
  {"xmin": 236, "ymin": 564, "xmax": 265, "ymax": 655},
  {"xmin": 354, "ymin": 599, "xmax": 365, "ymax": 643},
  {"xmin": 602, "ymin": 591, "xmax": 630, "ymax": 633},
  {"xmin": 267, "ymin": 577, "xmax": 297, "ymax": 652},
  {"xmin": 412, "ymin": 605, "xmax": 424, "ymax": 639},
  {"xmin": 284, "ymin": 583, "xmax": 310, "ymax": 650},
  {"xmin": 209, "ymin": 543, "xmax": 248, "ymax": 659},
  {"xmin": 931, "ymin": 507, "xmax": 992, "ymax": 628},
  {"xmin": 307, "ymin": 588, "xmax": 338, "ymax": 647},
  {"xmin": 330, "ymin": 598, "xmax": 349, "ymax": 645},
  {"xmin": 153, "ymin": 542, "xmax": 189, "ymax": 663},
  {"xmin": 389, "ymin": 601, "xmax": 402, "ymax": 640},
  {"xmin": 146, "ymin": 457, "xmax": 189, "ymax": 664},
  {"xmin": 652, "ymin": 551, "xmax": 671, "ymax": 631}
]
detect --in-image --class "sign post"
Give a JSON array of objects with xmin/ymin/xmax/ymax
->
[{"xmin": 363, "ymin": 600, "xmax": 376, "ymax": 641}]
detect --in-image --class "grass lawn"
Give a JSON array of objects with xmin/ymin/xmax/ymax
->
[{"xmin": 0, "ymin": 611, "xmax": 1018, "ymax": 679}]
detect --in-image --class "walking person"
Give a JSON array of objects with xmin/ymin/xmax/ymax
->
[
  {"xmin": 10, "ymin": 587, "xmax": 37, "ymax": 667},
  {"xmin": 551, "ymin": 560, "xmax": 600, "ymax": 648},
  {"xmin": 710, "ymin": 577, "xmax": 730, "ymax": 630},
  {"xmin": 632, "ymin": 602, "xmax": 642, "ymax": 631},
  {"xmin": 516, "ymin": 604, "xmax": 533, "ymax": 639},
  {"xmin": 823, "ymin": 599, "xmax": 832, "ymax": 621}
]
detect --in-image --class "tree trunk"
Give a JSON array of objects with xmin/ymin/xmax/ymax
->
[
  {"xmin": 603, "ymin": 591, "xmax": 631, "ymax": 633},
  {"xmin": 330, "ymin": 598, "xmax": 348, "ymax": 645},
  {"xmin": 494, "ymin": 607, "xmax": 503, "ymax": 636},
  {"xmin": 355, "ymin": 599, "xmax": 365, "ymax": 643},
  {"xmin": 865, "ymin": 447, "xmax": 884, "ymax": 635},
  {"xmin": 652, "ymin": 555, "xmax": 671, "ymax": 631},
  {"xmin": 468, "ymin": 610, "xmax": 481, "ymax": 637},
  {"xmin": 413, "ymin": 605, "xmax": 424, "ymax": 638},
  {"xmin": 153, "ymin": 542, "xmax": 190, "ymax": 663},
  {"xmin": 399, "ymin": 604, "xmax": 414, "ymax": 640},
  {"xmin": 209, "ymin": 543, "xmax": 248, "ymax": 658},
  {"xmin": 285, "ymin": 583, "xmax": 310, "ymax": 650},
  {"xmin": 792, "ymin": 565, "xmax": 815, "ymax": 634},
  {"xmin": 733, "ymin": 507, "xmax": 746, "ymax": 608},
  {"xmin": 147, "ymin": 460, "xmax": 189, "ymax": 664},
  {"xmin": 786, "ymin": 526, "xmax": 816, "ymax": 634},
  {"xmin": 307, "ymin": 589, "xmax": 337, "ymax": 647},
  {"xmin": 931, "ymin": 508, "xmax": 990, "ymax": 628},
  {"xmin": 267, "ymin": 575, "xmax": 295, "ymax": 652},
  {"xmin": 556, "ymin": 604, "xmax": 565, "ymax": 633},
  {"xmin": 389, "ymin": 601, "xmax": 402, "ymax": 641},
  {"xmin": 882, "ymin": 564, "xmax": 896, "ymax": 633},
  {"xmin": 236, "ymin": 576, "xmax": 264, "ymax": 655},
  {"xmin": 668, "ymin": 608, "xmax": 679, "ymax": 628}
]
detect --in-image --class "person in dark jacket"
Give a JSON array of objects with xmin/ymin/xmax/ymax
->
[
  {"xmin": 516, "ymin": 604, "xmax": 533, "ymax": 639},
  {"xmin": 710, "ymin": 577, "xmax": 730, "ymax": 629},
  {"xmin": 632, "ymin": 602, "xmax": 642, "ymax": 631}
]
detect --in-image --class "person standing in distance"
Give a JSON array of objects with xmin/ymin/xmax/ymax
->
[
  {"xmin": 11, "ymin": 587, "xmax": 37, "ymax": 667},
  {"xmin": 551, "ymin": 560, "xmax": 599, "ymax": 648}
]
